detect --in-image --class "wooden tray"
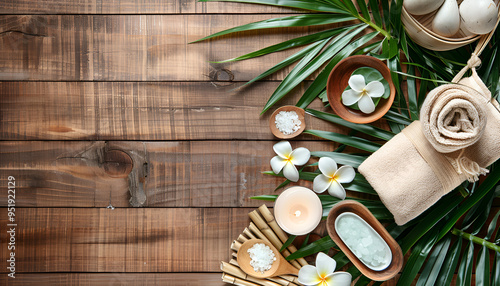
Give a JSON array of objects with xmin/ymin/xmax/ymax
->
[{"xmin": 326, "ymin": 200, "xmax": 403, "ymax": 281}]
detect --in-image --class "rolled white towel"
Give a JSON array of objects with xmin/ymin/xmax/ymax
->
[{"xmin": 420, "ymin": 84, "xmax": 488, "ymax": 153}]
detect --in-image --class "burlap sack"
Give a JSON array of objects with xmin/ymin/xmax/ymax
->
[{"xmin": 358, "ymin": 65, "xmax": 500, "ymax": 225}]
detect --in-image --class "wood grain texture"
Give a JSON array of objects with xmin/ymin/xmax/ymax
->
[
  {"xmin": 0, "ymin": 82, "xmax": 343, "ymax": 140},
  {"xmin": 0, "ymin": 208, "xmax": 252, "ymax": 273},
  {"xmin": 0, "ymin": 0, "xmax": 296, "ymax": 14},
  {"xmin": 0, "ymin": 15, "xmax": 333, "ymax": 81},
  {"xmin": 0, "ymin": 140, "xmax": 337, "ymax": 207},
  {"xmin": 0, "ymin": 273, "xmax": 226, "ymax": 286},
  {"xmin": 0, "ymin": 273, "xmax": 404, "ymax": 286}
]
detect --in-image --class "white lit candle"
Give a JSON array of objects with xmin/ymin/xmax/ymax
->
[{"xmin": 274, "ymin": 186, "xmax": 323, "ymax": 235}]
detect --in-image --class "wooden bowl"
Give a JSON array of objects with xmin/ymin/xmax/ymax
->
[
  {"xmin": 269, "ymin": 106, "xmax": 306, "ymax": 139},
  {"xmin": 326, "ymin": 55, "xmax": 395, "ymax": 124},
  {"xmin": 326, "ymin": 200, "xmax": 403, "ymax": 281}
]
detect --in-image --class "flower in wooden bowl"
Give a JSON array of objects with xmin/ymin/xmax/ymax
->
[
  {"xmin": 269, "ymin": 106, "xmax": 306, "ymax": 139},
  {"xmin": 327, "ymin": 55, "xmax": 396, "ymax": 124}
]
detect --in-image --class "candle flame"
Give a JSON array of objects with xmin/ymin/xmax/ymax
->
[{"xmin": 294, "ymin": 210, "xmax": 301, "ymax": 217}]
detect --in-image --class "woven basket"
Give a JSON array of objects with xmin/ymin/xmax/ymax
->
[{"xmin": 402, "ymin": 0, "xmax": 500, "ymax": 51}]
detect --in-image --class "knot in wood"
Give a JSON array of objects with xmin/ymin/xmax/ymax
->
[
  {"xmin": 103, "ymin": 150, "xmax": 133, "ymax": 178},
  {"xmin": 213, "ymin": 68, "xmax": 234, "ymax": 82},
  {"xmin": 209, "ymin": 68, "xmax": 235, "ymax": 87}
]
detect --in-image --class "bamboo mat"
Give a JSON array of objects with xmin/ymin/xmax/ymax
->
[{"xmin": 221, "ymin": 205, "xmax": 309, "ymax": 286}]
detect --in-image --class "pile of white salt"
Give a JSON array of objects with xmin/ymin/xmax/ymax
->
[
  {"xmin": 336, "ymin": 215, "xmax": 391, "ymax": 269},
  {"xmin": 275, "ymin": 111, "xmax": 301, "ymax": 135},
  {"xmin": 247, "ymin": 243, "xmax": 276, "ymax": 273}
]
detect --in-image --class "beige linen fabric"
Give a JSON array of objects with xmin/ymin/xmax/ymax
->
[{"xmin": 359, "ymin": 72, "xmax": 500, "ymax": 225}]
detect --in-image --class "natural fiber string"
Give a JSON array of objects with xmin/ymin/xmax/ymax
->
[
  {"xmin": 451, "ymin": 149, "xmax": 490, "ymax": 182},
  {"xmin": 452, "ymin": 53, "xmax": 482, "ymax": 83}
]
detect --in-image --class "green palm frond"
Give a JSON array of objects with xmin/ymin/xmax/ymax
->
[
  {"xmin": 192, "ymin": 14, "xmax": 357, "ymax": 43},
  {"xmin": 196, "ymin": 0, "xmax": 400, "ymax": 113},
  {"xmin": 200, "ymin": 1, "xmax": 500, "ymax": 284},
  {"xmin": 199, "ymin": 0, "xmax": 351, "ymax": 13}
]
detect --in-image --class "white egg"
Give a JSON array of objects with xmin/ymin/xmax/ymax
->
[
  {"xmin": 459, "ymin": 0, "xmax": 498, "ymax": 34},
  {"xmin": 432, "ymin": 0, "xmax": 460, "ymax": 37},
  {"xmin": 404, "ymin": 0, "xmax": 445, "ymax": 15}
]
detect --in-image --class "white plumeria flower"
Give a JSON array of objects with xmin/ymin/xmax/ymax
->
[
  {"xmin": 298, "ymin": 252, "xmax": 352, "ymax": 286},
  {"xmin": 270, "ymin": 141, "xmax": 310, "ymax": 182},
  {"xmin": 342, "ymin": 74, "xmax": 385, "ymax": 114},
  {"xmin": 313, "ymin": 157, "xmax": 355, "ymax": 200}
]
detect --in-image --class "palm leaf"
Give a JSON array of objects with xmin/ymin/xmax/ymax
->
[
  {"xmin": 417, "ymin": 69, "xmax": 430, "ymax": 109},
  {"xmin": 461, "ymin": 185, "xmax": 499, "ymax": 234},
  {"xmin": 436, "ymin": 238, "xmax": 462, "ymax": 285},
  {"xmin": 397, "ymin": 225, "xmax": 441, "ymax": 285},
  {"xmin": 456, "ymin": 240, "xmax": 474, "ymax": 286},
  {"xmin": 400, "ymin": 29, "xmax": 409, "ymax": 59},
  {"xmin": 310, "ymin": 151, "xmax": 366, "ymax": 168},
  {"xmin": 304, "ymin": 129, "xmax": 381, "ymax": 152},
  {"xmin": 380, "ymin": 0, "xmax": 390, "ymax": 30},
  {"xmin": 340, "ymin": 0, "xmax": 359, "ymax": 15},
  {"xmin": 476, "ymin": 244, "xmax": 491, "ymax": 286},
  {"xmin": 389, "ymin": 0, "xmax": 403, "ymax": 36},
  {"xmin": 261, "ymin": 24, "xmax": 369, "ymax": 114},
  {"xmin": 384, "ymin": 109, "xmax": 413, "ymax": 126},
  {"xmin": 324, "ymin": 204, "xmax": 392, "ymax": 220},
  {"xmin": 368, "ymin": 0, "xmax": 382, "ymax": 27},
  {"xmin": 280, "ymin": 235, "xmax": 297, "ymax": 252},
  {"xmin": 191, "ymin": 14, "xmax": 356, "ymax": 43},
  {"xmin": 263, "ymin": 170, "xmax": 377, "ymax": 195},
  {"xmin": 406, "ymin": 65, "xmax": 419, "ymax": 120},
  {"xmin": 415, "ymin": 235, "xmax": 452, "ymax": 286},
  {"xmin": 213, "ymin": 26, "xmax": 354, "ymax": 63},
  {"xmin": 492, "ymin": 250, "xmax": 500, "ymax": 286},
  {"xmin": 285, "ymin": 236, "xmax": 336, "ymax": 260},
  {"xmin": 387, "ymin": 119, "xmax": 405, "ymax": 134},
  {"xmin": 437, "ymin": 167, "xmax": 500, "ymax": 240},
  {"xmin": 306, "ymin": 108, "xmax": 395, "ymax": 141},
  {"xmin": 240, "ymin": 38, "xmax": 332, "ymax": 88},
  {"xmin": 389, "ymin": 55, "xmax": 408, "ymax": 110},
  {"xmin": 355, "ymin": 0, "xmax": 370, "ymax": 20},
  {"xmin": 265, "ymin": 36, "xmax": 331, "ymax": 97},
  {"xmin": 296, "ymin": 32, "xmax": 382, "ymax": 108},
  {"xmin": 485, "ymin": 210, "xmax": 500, "ymax": 240},
  {"xmin": 199, "ymin": 0, "xmax": 351, "ymax": 13}
]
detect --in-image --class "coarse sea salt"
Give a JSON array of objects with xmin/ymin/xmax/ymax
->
[
  {"xmin": 275, "ymin": 111, "xmax": 301, "ymax": 135},
  {"xmin": 335, "ymin": 213, "xmax": 391, "ymax": 271},
  {"xmin": 247, "ymin": 243, "xmax": 276, "ymax": 274}
]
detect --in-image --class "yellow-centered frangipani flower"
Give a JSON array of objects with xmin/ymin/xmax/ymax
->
[
  {"xmin": 270, "ymin": 141, "xmax": 310, "ymax": 182},
  {"xmin": 342, "ymin": 74, "xmax": 385, "ymax": 114},
  {"xmin": 313, "ymin": 157, "xmax": 355, "ymax": 199},
  {"xmin": 298, "ymin": 252, "xmax": 352, "ymax": 286}
]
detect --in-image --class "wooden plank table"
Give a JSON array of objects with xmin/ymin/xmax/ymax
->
[
  {"xmin": 0, "ymin": 1, "xmax": 349, "ymax": 285},
  {"xmin": 0, "ymin": 1, "xmax": 496, "ymax": 285}
]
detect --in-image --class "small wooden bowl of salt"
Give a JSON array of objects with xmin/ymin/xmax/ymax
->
[{"xmin": 269, "ymin": 106, "xmax": 306, "ymax": 139}]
